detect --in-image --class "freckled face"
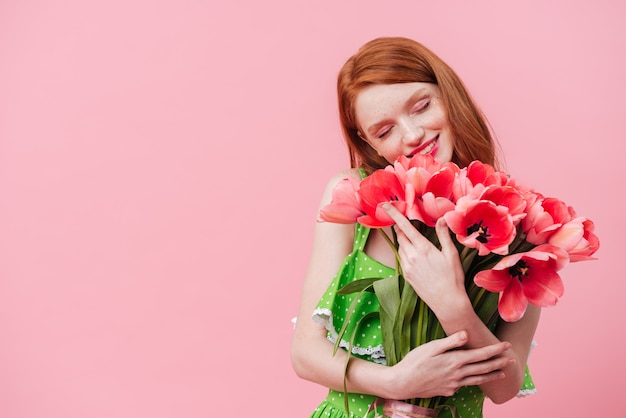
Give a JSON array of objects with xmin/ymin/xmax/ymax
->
[{"xmin": 354, "ymin": 82, "xmax": 454, "ymax": 164}]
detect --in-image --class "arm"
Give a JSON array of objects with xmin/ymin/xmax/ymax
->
[
  {"xmin": 291, "ymin": 170, "xmax": 390, "ymax": 395},
  {"xmin": 291, "ymin": 173, "xmax": 514, "ymax": 400},
  {"xmin": 436, "ymin": 294, "xmax": 540, "ymax": 403},
  {"xmin": 384, "ymin": 204, "xmax": 540, "ymax": 403}
]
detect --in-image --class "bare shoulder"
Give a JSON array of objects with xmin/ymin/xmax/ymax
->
[{"xmin": 327, "ymin": 168, "xmax": 361, "ymax": 186}]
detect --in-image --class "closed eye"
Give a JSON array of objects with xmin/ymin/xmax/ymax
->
[
  {"xmin": 411, "ymin": 98, "xmax": 431, "ymax": 115},
  {"xmin": 376, "ymin": 126, "xmax": 392, "ymax": 139}
]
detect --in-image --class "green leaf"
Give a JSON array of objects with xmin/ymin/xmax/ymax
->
[
  {"xmin": 378, "ymin": 308, "xmax": 396, "ymax": 366},
  {"xmin": 474, "ymin": 290, "xmax": 500, "ymax": 328},
  {"xmin": 395, "ymin": 280, "xmax": 418, "ymax": 360},
  {"xmin": 332, "ymin": 286, "xmax": 374, "ymax": 356},
  {"xmin": 374, "ymin": 275, "xmax": 401, "ymax": 365},
  {"xmin": 337, "ymin": 277, "xmax": 382, "ymax": 295},
  {"xmin": 373, "ymin": 275, "xmax": 401, "ymax": 314},
  {"xmin": 460, "ymin": 247, "xmax": 478, "ymax": 272}
]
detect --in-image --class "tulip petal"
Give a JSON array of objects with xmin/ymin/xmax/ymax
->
[
  {"xmin": 523, "ymin": 266, "xmax": 564, "ymax": 307},
  {"xmin": 320, "ymin": 204, "xmax": 363, "ymax": 223},
  {"xmin": 549, "ymin": 220, "xmax": 584, "ymax": 250},
  {"xmin": 498, "ymin": 280, "xmax": 528, "ymax": 322},
  {"xmin": 474, "ymin": 269, "xmax": 510, "ymax": 292}
]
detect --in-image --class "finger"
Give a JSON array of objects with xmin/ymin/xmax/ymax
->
[
  {"xmin": 381, "ymin": 203, "xmax": 409, "ymax": 229},
  {"xmin": 425, "ymin": 330, "xmax": 468, "ymax": 355},
  {"xmin": 457, "ymin": 341, "xmax": 512, "ymax": 364},
  {"xmin": 382, "ymin": 203, "xmax": 430, "ymax": 246},
  {"xmin": 458, "ymin": 370, "xmax": 506, "ymax": 388},
  {"xmin": 463, "ymin": 355, "xmax": 514, "ymax": 376},
  {"xmin": 435, "ymin": 217, "xmax": 456, "ymax": 255}
]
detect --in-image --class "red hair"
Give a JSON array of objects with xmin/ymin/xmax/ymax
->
[{"xmin": 338, "ymin": 37, "xmax": 500, "ymax": 174}]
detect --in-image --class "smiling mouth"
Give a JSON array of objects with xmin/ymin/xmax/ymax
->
[{"xmin": 409, "ymin": 136, "xmax": 439, "ymax": 157}]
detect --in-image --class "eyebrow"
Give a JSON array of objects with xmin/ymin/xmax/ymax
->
[{"xmin": 364, "ymin": 87, "xmax": 430, "ymax": 138}]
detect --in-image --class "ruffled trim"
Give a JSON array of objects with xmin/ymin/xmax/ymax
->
[
  {"xmin": 516, "ymin": 388, "xmax": 537, "ymax": 397},
  {"xmin": 313, "ymin": 307, "xmax": 387, "ymax": 364}
]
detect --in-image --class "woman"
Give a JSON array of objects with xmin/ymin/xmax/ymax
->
[{"xmin": 291, "ymin": 37, "xmax": 538, "ymax": 418}]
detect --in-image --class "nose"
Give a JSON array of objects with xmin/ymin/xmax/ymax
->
[{"xmin": 399, "ymin": 118, "xmax": 425, "ymax": 145}]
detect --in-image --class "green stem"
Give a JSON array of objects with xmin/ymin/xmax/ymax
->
[
  {"xmin": 416, "ymin": 300, "xmax": 426, "ymax": 347},
  {"xmin": 460, "ymin": 245, "xmax": 471, "ymax": 260},
  {"xmin": 471, "ymin": 287, "xmax": 487, "ymax": 309},
  {"xmin": 460, "ymin": 247, "xmax": 478, "ymax": 272},
  {"xmin": 378, "ymin": 228, "xmax": 401, "ymax": 273}
]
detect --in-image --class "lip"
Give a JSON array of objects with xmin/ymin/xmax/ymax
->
[{"xmin": 409, "ymin": 136, "xmax": 439, "ymax": 157}]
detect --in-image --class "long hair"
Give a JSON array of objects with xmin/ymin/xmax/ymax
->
[{"xmin": 337, "ymin": 37, "xmax": 500, "ymax": 174}]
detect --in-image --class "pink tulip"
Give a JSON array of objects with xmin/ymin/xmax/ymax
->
[
  {"xmin": 406, "ymin": 166, "xmax": 456, "ymax": 226},
  {"xmin": 466, "ymin": 160, "xmax": 508, "ymax": 187},
  {"xmin": 474, "ymin": 244, "xmax": 569, "ymax": 322},
  {"xmin": 451, "ymin": 169, "xmax": 475, "ymax": 202},
  {"xmin": 391, "ymin": 154, "xmax": 442, "ymax": 185},
  {"xmin": 479, "ymin": 185, "xmax": 527, "ymax": 225},
  {"xmin": 402, "ymin": 153, "xmax": 442, "ymax": 172},
  {"xmin": 319, "ymin": 176, "xmax": 363, "ymax": 224},
  {"xmin": 357, "ymin": 170, "xmax": 406, "ymax": 228},
  {"xmin": 548, "ymin": 217, "xmax": 600, "ymax": 261},
  {"xmin": 523, "ymin": 197, "xmax": 573, "ymax": 245},
  {"xmin": 444, "ymin": 199, "xmax": 516, "ymax": 256}
]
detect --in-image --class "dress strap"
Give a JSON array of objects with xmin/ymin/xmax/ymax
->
[
  {"xmin": 353, "ymin": 223, "xmax": 371, "ymax": 252},
  {"xmin": 353, "ymin": 167, "xmax": 371, "ymax": 252}
]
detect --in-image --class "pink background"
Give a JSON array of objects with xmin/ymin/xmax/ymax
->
[{"xmin": 1, "ymin": 0, "xmax": 623, "ymax": 416}]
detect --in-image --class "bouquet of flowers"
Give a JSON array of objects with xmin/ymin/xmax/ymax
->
[{"xmin": 319, "ymin": 154, "xmax": 599, "ymax": 414}]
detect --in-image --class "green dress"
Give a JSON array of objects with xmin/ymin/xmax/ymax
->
[{"xmin": 311, "ymin": 223, "xmax": 536, "ymax": 418}]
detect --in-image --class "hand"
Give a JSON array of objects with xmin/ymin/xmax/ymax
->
[
  {"xmin": 383, "ymin": 204, "xmax": 466, "ymax": 313},
  {"xmin": 383, "ymin": 331, "xmax": 513, "ymax": 399}
]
